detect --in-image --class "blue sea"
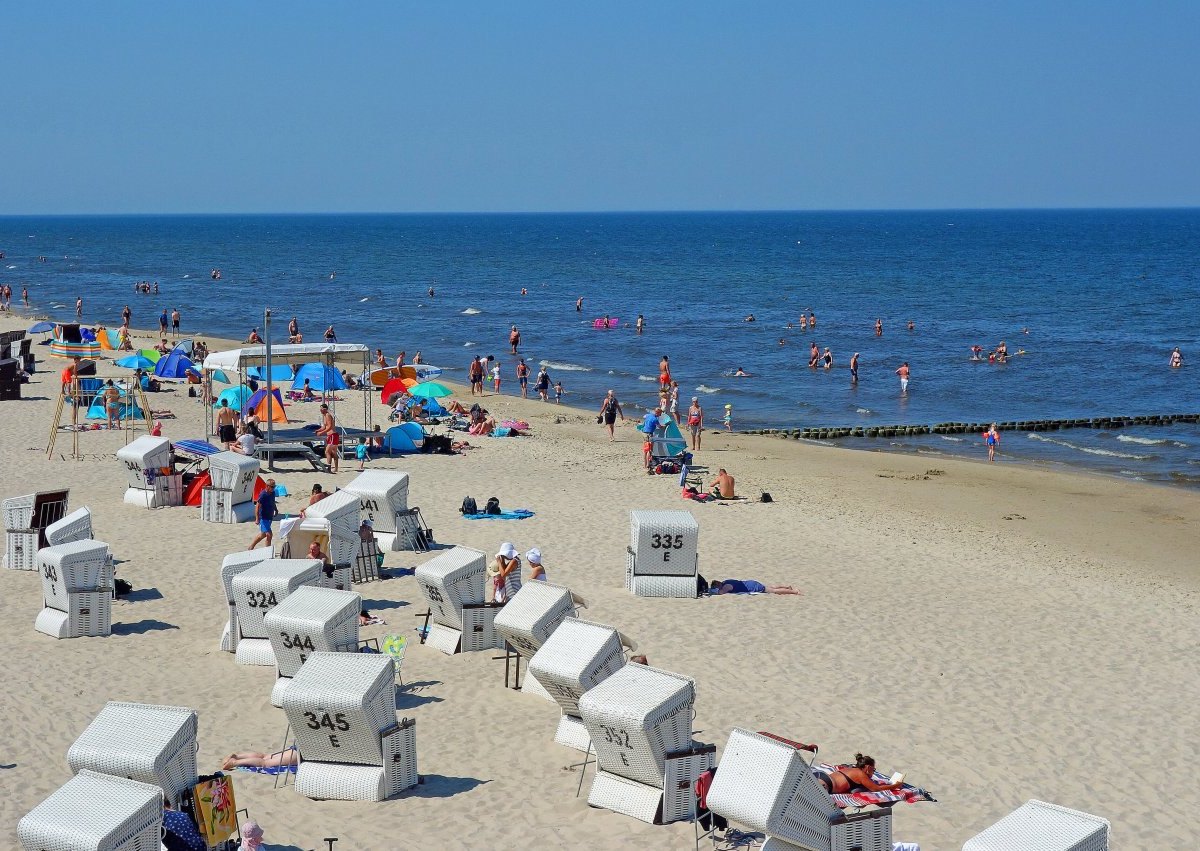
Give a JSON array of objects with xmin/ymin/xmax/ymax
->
[{"xmin": 2, "ymin": 210, "xmax": 1198, "ymax": 486}]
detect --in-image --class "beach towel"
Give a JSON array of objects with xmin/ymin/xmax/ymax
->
[
  {"xmin": 233, "ymin": 763, "xmax": 297, "ymax": 776},
  {"xmin": 811, "ymin": 763, "xmax": 937, "ymax": 807},
  {"xmin": 463, "ymin": 509, "xmax": 535, "ymax": 520}
]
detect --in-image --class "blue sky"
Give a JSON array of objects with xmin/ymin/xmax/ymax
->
[{"xmin": 2, "ymin": 2, "xmax": 1197, "ymax": 213}]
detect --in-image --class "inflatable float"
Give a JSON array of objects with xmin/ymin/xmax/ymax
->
[{"xmin": 592, "ymin": 317, "xmax": 619, "ymax": 329}]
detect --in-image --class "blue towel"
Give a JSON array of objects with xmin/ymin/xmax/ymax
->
[
  {"xmin": 234, "ymin": 763, "xmax": 297, "ymax": 776},
  {"xmin": 463, "ymin": 509, "xmax": 535, "ymax": 520}
]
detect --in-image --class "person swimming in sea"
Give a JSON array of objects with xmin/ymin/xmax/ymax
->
[{"xmin": 733, "ymin": 367, "xmax": 752, "ymax": 377}]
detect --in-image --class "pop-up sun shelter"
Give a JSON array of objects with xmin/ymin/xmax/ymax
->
[
  {"xmin": 243, "ymin": 387, "xmax": 288, "ymax": 424},
  {"xmin": 152, "ymin": 346, "xmax": 198, "ymax": 380},
  {"xmin": 202, "ymin": 343, "xmax": 371, "ymax": 453},
  {"xmin": 292, "ymin": 362, "xmax": 347, "ymax": 393}
]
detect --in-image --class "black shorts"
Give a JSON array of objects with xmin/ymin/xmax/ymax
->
[
  {"xmin": 604, "ymin": 413, "xmax": 617, "ymax": 425},
  {"xmin": 218, "ymin": 424, "xmax": 236, "ymax": 443}
]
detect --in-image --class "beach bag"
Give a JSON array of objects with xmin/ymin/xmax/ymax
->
[
  {"xmin": 484, "ymin": 497, "xmax": 501, "ymax": 515},
  {"xmin": 460, "ymin": 496, "xmax": 478, "ymax": 516},
  {"xmin": 493, "ymin": 574, "xmax": 507, "ymax": 604},
  {"xmin": 695, "ymin": 573, "xmax": 708, "ymax": 598}
]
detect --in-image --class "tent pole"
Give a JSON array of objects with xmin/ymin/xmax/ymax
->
[{"xmin": 265, "ymin": 308, "xmax": 275, "ymax": 472}]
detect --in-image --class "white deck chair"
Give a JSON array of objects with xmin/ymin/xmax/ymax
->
[
  {"xmin": 205, "ymin": 451, "xmax": 260, "ymax": 522},
  {"xmin": 343, "ymin": 470, "xmax": 410, "ymax": 550},
  {"xmin": 962, "ymin": 799, "xmax": 1110, "ymax": 850},
  {"xmin": 264, "ymin": 586, "xmax": 361, "ymax": 706},
  {"xmin": 44, "ymin": 506, "xmax": 94, "ymax": 546},
  {"xmin": 218, "ymin": 548, "xmax": 272, "ymax": 652},
  {"xmin": 627, "ymin": 509, "xmax": 700, "ymax": 598},
  {"xmin": 4, "ymin": 489, "xmax": 70, "ymax": 570},
  {"xmin": 578, "ymin": 663, "xmax": 715, "ymax": 825},
  {"xmin": 230, "ymin": 559, "xmax": 323, "ymax": 666},
  {"xmin": 526, "ymin": 617, "xmax": 629, "ymax": 752},
  {"xmin": 282, "ymin": 652, "xmax": 418, "ymax": 801},
  {"xmin": 116, "ymin": 436, "xmax": 172, "ymax": 508},
  {"xmin": 705, "ymin": 728, "xmax": 892, "ymax": 851},
  {"xmin": 67, "ymin": 701, "xmax": 199, "ymax": 808},
  {"xmin": 18, "ymin": 770, "xmax": 163, "ymax": 851}
]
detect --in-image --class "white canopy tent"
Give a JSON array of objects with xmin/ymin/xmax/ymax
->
[{"xmin": 201, "ymin": 343, "xmax": 372, "ymax": 463}]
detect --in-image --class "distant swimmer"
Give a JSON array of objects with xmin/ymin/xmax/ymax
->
[
  {"xmin": 907, "ymin": 320, "xmax": 915, "ymax": 331},
  {"xmin": 997, "ymin": 341, "xmax": 1008, "ymax": 363},
  {"xmin": 822, "ymin": 347, "xmax": 833, "ymax": 369},
  {"xmin": 509, "ymin": 324, "xmax": 521, "ymax": 354},
  {"xmin": 152, "ymin": 281, "xmax": 159, "ymax": 294},
  {"xmin": 520, "ymin": 287, "xmax": 527, "ymax": 296},
  {"xmin": 733, "ymin": 367, "xmax": 752, "ymax": 377},
  {"xmin": 1170, "ymin": 347, "xmax": 1184, "ymax": 368},
  {"xmin": 970, "ymin": 345, "xmax": 983, "ymax": 361},
  {"xmin": 895, "ymin": 361, "xmax": 910, "ymax": 394},
  {"xmin": 636, "ymin": 314, "xmax": 644, "ymax": 334},
  {"xmin": 211, "ymin": 269, "xmax": 221, "ymax": 280},
  {"xmin": 778, "ymin": 338, "xmax": 786, "ymax": 345},
  {"xmin": 875, "ymin": 318, "xmax": 883, "ymax": 337},
  {"xmin": 576, "ymin": 296, "xmax": 583, "ymax": 312},
  {"xmin": 744, "ymin": 314, "xmax": 755, "ymax": 322},
  {"xmin": 850, "ymin": 352, "xmax": 859, "ymax": 384},
  {"xmin": 799, "ymin": 314, "xmax": 808, "ymax": 331},
  {"xmin": 808, "ymin": 342, "xmax": 819, "ymax": 368},
  {"xmin": 428, "ymin": 287, "xmax": 435, "ymax": 298},
  {"xmin": 1022, "ymin": 327, "xmax": 1029, "ymax": 334},
  {"xmin": 808, "ymin": 310, "xmax": 816, "ymax": 329}
]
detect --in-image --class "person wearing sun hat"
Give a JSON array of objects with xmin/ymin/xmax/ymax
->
[
  {"xmin": 526, "ymin": 547, "xmax": 546, "ymax": 582},
  {"xmin": 488, "ymin": 542, "xmax": 522, "ymax": 603}
]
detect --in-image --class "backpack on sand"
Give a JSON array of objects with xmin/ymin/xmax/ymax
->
[
  {"xmin": 484, "ymin": 497, "xmax": 502, "ymax": 515},
  {"xmin": 460, "ymin": 496, "xmax": 478, "ymax": 515}
]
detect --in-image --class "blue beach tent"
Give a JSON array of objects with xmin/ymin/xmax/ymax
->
[
  {"xmin": 383, "ymin": 426, "xmax": 421, "ymax": 455},
  {"xmin": 153, "ymin": 346, "xmax": 198, "ymax": 379},
  {"xmin": 247, "ymin": 364, "xmax": 295, "ymax": 382},
  {"xmin": 291, "ymin": 363, "xmax": 347, "ymax": 392},
  {"xmin": 213, "ymin": 385, "xmax": 253, "ymax": 410}
]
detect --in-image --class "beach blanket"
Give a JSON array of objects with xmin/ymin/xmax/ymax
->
[
  {"xmin": 463, "ymin": 509, "xmax": 535, "ymax": 520},
  {"xmin": 812, "ymin": 763, "xmax": 937, "ymax": 807},
  {"xmin": 233, "ymin": 763, "xmax": 296, "ymax": 776}
]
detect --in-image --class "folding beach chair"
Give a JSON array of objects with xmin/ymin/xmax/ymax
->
[{"xmin": 382, "ymin": 633, "xmax": 408, "ymax": 685}]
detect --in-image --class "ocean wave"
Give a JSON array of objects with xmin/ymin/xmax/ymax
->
[
  {"xmin": 1027, "ymin": 433, "xmax": 1152, "ymax": 460},
  {"xmin": 939, "ymin": 435, "xmax": 965, "ymax": 442},
  {"xmin": 1116, "ymin": 435, "xmax": 1167, "ymax": 446},
  {"xmin": 463, "ymin": 341, "xmax": 477, "ymax": 347},
  {"xmin": 539, "ymin": 360, "xmax": 591, "ymax": 372},
  {"xmin": 855, "ymin": 407, "xmax": 872, "ymax": 415},
  {"xmin": 5, "ymin": 265, "xmax": 15, "ymax": 269},
  {"xmin": 637, "ymin": 375, "xmax": 657, "ymax": 382},
  {"xmin": 694, "ymin": 385, "xmax": 721, "ymax": 394},
  {"xmin": 461, "ymin": 308, "xmax": 481, "ymax": 315}
]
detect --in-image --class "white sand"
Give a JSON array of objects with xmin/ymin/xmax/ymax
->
[{"xmin": 1, "ymin": 315, "xmax": 1198, "ymax": 848}]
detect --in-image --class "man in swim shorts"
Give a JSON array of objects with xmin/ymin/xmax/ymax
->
[
  {"xmin": 850, "ymin": 352, "xmax": 859, "ymax": 384},
  {"xmin": 516, "ymin": 358, "xmax": 530, "ymax": 398},
  {"xmin": 216, "ymin": 399, "xmax": 238, "ymax": 449},
  {"xmin": 709, "ymin": 468, "xmax": 735, "ymax": 499},
  {"xmin": 896, "ymin": 361, "xmax": 910, "ymax": 394},
  {"xmin": 249, "ymin": 478, "xmax": 277, "ymax": 550}
]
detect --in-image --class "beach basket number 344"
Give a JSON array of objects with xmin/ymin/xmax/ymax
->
[{"xmin": 650, "ymin": 534, "xmax": 685, "ymax": 562}]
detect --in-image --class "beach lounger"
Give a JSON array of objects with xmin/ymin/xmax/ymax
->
[
  {"xmin": 253, "ymin": 441, "xmax": 330, "ymax": 472},
  {"xmin": 264, "ymin": 585, "xmax": 361, "ymax": 706},
  {"xmin": 493, "ymin": 582, "xmax": 585, "ymax": 695},
  {"xmin": 577, "ymin": 664, "xmax": 715, "ymax": 825},
  {"xmin": 67, "ymin": 701, "xmax": 199, "ymax": 808},
  {"xmin": 526, "ymin": 618, "xmax": 630, "ymax": 752},
  {"xmin": 4, "ymin": 489, "xmax": 70, "ymax": 570},
  {"xmin": 962, "ymin": 800, "xmax": 1109, "ymax": 850},
  {"xmin": 626, "ymin": 510, "xmax": 700, "ymax": 598},
  {"xmin": 282, "ymin": 652, "xmax": 418, "ymax": 801},
  {"xmin": 116, "ymin": 436, "xmax": 172, "ymax": 508},
  {"xmin": 705, "ymin": 729, "xmax": 893, "ymax": 851},
  {"xmin": 18, "ymin": 770, "xmax": 163, "ymax": 851}
]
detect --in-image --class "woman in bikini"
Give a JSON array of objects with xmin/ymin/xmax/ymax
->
[
  {"xmin": 221, "ymin": 748, "xmax": 299, "ymax": 771},
  {"xmin": 817, "ymin": 754, "xmax": 905, "ymax": 794}
]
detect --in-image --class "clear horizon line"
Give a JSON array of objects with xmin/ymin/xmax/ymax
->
[{"xmin": 1, "ymin": 204, "xmax": 1199, "ymax": 219}]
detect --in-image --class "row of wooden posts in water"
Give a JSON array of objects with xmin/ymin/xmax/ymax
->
[{"xmin": 743, "ymin": 412, "xmax": 1200, "ymax": 441}]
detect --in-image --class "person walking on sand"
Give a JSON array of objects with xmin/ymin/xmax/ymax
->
[
  {"xmin": 469, "ymin": 356, "xmax": 484, "ymax": 396},
  {"xmin": 554, "ymin": 380, "xmax": 564, "ymax": 403},
  {"xmin": 76, "ymin": 296, "xmax": 83, "ymax": 318},
  {"xmin": 850, "ymin": 352, "xmax": 860, "ymax": 385},
  {"xmin": 984, "ymin": 423, "xmax": 1000, "ymax": 462},
  {"xmin": 687, "ymin": 397, "xmax": 704, "ymax": 451},
  {"xmin": 509, "ymin": 325, "xmax": 521, "ymax": 354},
  {"xmin": 534, "ymin": 365, "xmax": 549, "ymax": 401},
  {"xmin": 159, "ymin": 309, "xmax": 168, "ymax": 335},
  {"xmin": 248, "ymin": 478, "xmax": 278, "ymax": 550},
  {"xmin": 598, "ymin": 390, "xmax": 624, "ymax": 441},
  {"xmin": 122, "ymin": 304, "xmax": 132, "ymax": 325},
  {"xmin": 896, "ymin": 361, "xmax": 910, "ymax": 394},
  {"xmin": 516, "ymin": 357, "xmax": 530, "ymax": 398},
  {"xmin": 171, "ymin": 308, "xmax": 180, "ymax": 336}
]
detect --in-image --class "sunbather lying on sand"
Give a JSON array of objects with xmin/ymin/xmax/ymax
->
[
  {"xmin": 221, "ymin": 748, "xmax": 299, "ymax": 770},
  {"xmin": 709, "ymin": 579, "xmax": 802, "ymax": 596},
  {"xmin": 817, "ymin": 753, "xmax": 905, "ymax": 793}
]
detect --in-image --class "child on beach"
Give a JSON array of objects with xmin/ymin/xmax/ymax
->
[
  {"xmin": 355, "ymin": 436, "xmax": 370, "ymax": 470},
  {"xmin": 723, "ymin": 404, "xmax": 733, "ymax": 431},
  {"xmin": 554, "ymin": 381, "xmax": 564, "ymax": 403},
  {"xmin": 492, "ymin": 363, "xmax": 502, "ymax": 394}
]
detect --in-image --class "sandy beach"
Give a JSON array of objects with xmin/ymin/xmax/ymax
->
[{"xmin": 1, "ymin": 312, "xmax": 1198, "ymax": 849}]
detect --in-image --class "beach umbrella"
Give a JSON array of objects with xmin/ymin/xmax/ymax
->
[
  {"xmin": 138, "ymin": 348, "xmax": 162, "ymax": 364},
  {"xmin": 28, "ymin": 321, "xmax": 55, "ymax": 334},
  {"xmin": 115, "ymin": 354, "xmax": 156, "ymax": 370},
  {"xmin": 408, "ymin": 381, "xmax": 452, "ymax": 400}
]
